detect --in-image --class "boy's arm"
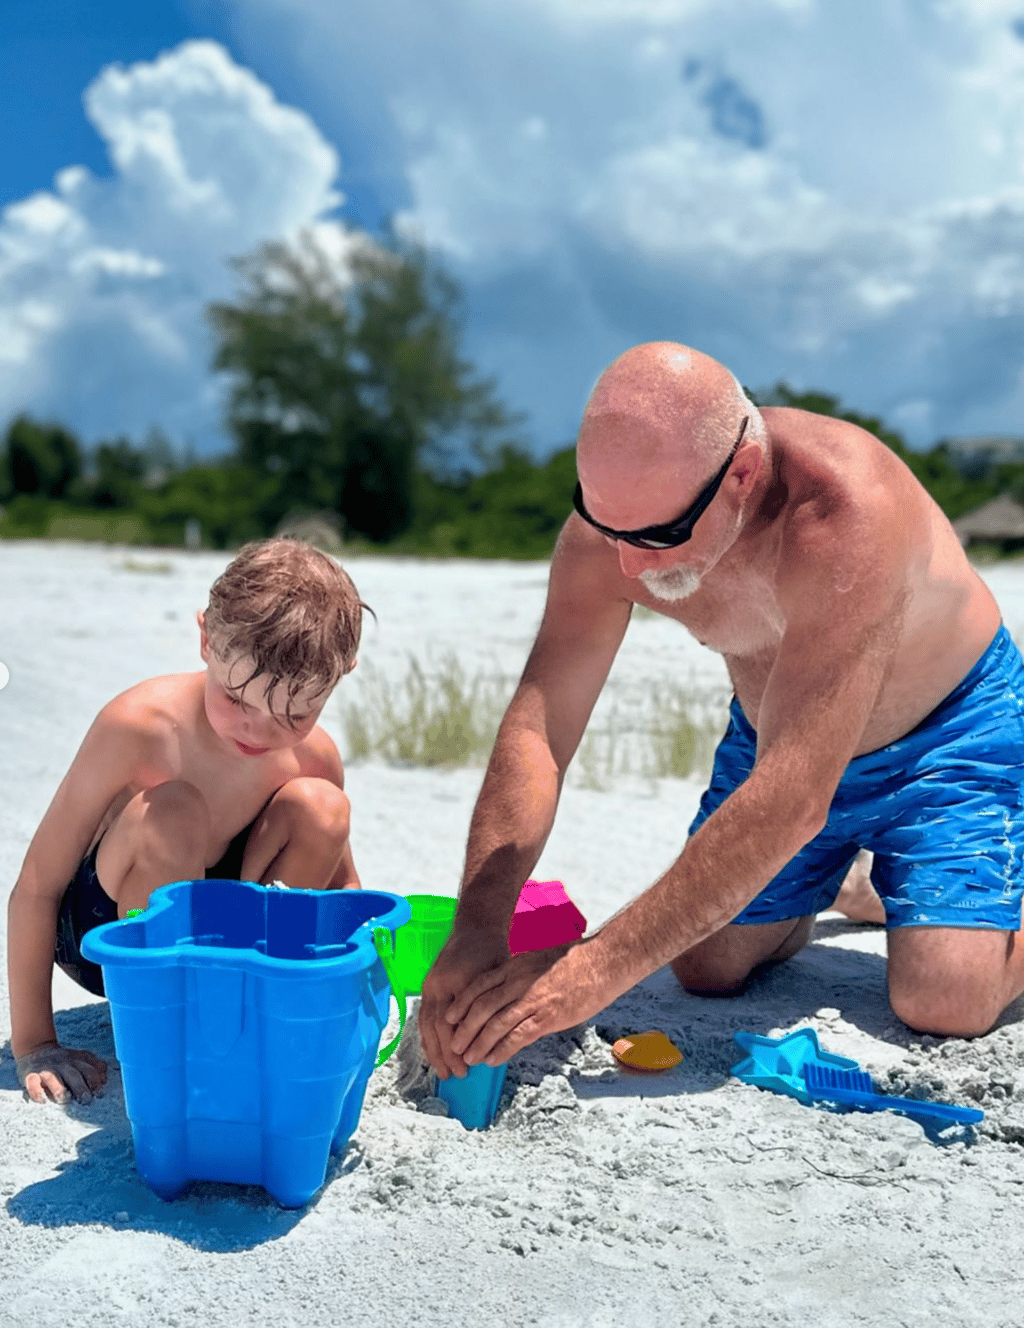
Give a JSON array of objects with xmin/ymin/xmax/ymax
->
[{"xmin": 8, "ymin": 700, "xmax": 167, "ymax": 1074}]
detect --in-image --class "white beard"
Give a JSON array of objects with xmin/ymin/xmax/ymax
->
[{"xmin": 639, "ymin": 565, "xmax": 702, "ymax": 601}]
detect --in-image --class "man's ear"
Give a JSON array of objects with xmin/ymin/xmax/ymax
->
[
  {"xmin": 196, "ymin": 610, "xmax": 209, "ymax": 662},
  {"xmin": 345, "ymin": 656, "xmax": 358, "ymax": 675}
]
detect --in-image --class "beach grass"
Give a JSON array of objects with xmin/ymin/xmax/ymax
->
[
  {"xmin": 341, "ymin": 653, "xmax": 512, "ymax": 767},
  {"xmin": 342, "ymin": 654, "xmax": 724, "ymax": 784},
  {"xmin": 574, "ymin": 682, "xmax": 722, "ymax": 790}
]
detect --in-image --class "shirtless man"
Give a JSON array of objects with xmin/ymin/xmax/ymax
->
[{"xmin": 420, "ymin": 341, "xmax": 1024, "ymax": 1080}]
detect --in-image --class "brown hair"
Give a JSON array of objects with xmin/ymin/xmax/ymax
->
[{"xmin": 203, "ymin": 537, "xmax": 370, "ymax": 722}]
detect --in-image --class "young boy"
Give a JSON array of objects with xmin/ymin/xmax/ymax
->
[{"xmin": 8, "ymin": 537, "xmax": 369, "ymax": 1107}]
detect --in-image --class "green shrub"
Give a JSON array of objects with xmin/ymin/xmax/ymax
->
[{"xmin": 45, "ymin": 511, "xmax": 147, "ymax": 544}]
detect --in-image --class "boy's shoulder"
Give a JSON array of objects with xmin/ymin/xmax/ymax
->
[
  {"xmin": 101, "ymin": 672, "xmax": 203, "ymax": 728},
  {"xmin": 96, "ymin": 673, "xmax": 204, "ymax": 764},
  {"xmin": 295, "ymin": 722, "xmax": 345, "ymax": 785}
]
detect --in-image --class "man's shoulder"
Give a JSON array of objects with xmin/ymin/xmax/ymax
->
[{"xmin": 770, "ymin": 422, "xmax": 920, "ymax": 615}]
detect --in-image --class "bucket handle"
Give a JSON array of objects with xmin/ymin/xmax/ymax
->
[{"xmin": 371, "ymin": 927, "xmax": 407, "ymax": 1067}]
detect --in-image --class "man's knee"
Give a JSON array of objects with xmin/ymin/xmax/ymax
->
[
  {"xmin": 887, "ymin": 928, "xmax": 1010, "ymax": 1039},
  {"xmin": 670, "ymin": 949, "xmax": 752, "ymax": 995},
  {"xmin": 888, "ymin": 977, "xmax": 1001, "ymax": 1039},
  {"xmin": 670, "ymin": 917, "xmax": 814, "ymax": 996}
]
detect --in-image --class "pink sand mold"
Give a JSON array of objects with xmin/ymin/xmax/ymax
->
[{"xmin": 508, "ymin": 878, "xmax": 587, "ymax": 956}]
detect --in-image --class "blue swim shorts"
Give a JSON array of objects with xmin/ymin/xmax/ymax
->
[{"xmin": 688, "ymin": 624, "xmax": 1024, "ymax": 931}]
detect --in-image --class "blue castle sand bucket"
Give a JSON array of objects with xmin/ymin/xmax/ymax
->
[{"xmin": 81, "ymin": 880, "xmax": 410, "ymax": 1209}]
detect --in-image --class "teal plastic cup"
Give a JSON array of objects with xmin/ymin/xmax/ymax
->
[{"xmin": 390, "ymin": 894, "xmax": 457, "ymax": 995}]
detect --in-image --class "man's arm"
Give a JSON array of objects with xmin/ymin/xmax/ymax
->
[
  {"xmin": 419, "ymin": 521, "xmax": 633, "ymax": 1076},
  {"xmin": 446, "ymin": 489, "xmax": 912, "ymax": 1065}
]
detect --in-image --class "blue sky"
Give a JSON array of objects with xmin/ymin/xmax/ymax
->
[{"xmin": 3, "ymin": 0, "xmax": 1024, "ymax": 459}]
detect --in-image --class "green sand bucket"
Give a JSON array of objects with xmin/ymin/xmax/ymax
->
[{"xmin": 391, "ymin": 894, "xmax": 457, "ymax": 995}]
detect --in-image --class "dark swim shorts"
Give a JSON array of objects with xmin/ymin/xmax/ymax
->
[
  {"xmin": 688, "ymin": 623, "xmax": 1024, "ymax": 932},
  {"xmin": 54, "ymin": 821, "xmax": 255, "ymax": 997}
]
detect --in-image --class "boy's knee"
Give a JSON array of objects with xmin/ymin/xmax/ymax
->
[
  {"xmin": 133, "ymin": 781, "xmax": 209, "ymax": 848},
  {"xmin": 274, "ymin": 777, "xmax": 351, "ymax": 842}
]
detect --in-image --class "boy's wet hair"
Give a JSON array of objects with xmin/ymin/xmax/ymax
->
[{"xmin": 203, "ymin": 538, "xmax": 371, "ymax": 723}]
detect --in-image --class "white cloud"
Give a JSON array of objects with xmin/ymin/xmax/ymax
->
[
  {"xmin": 6, "ymin": 4, "xmax": 1024, "ymax": 454},
  {"xmin": 228, "ymin": 0, "xmax": 1024, "ymax": 446},
  {"xmin": 0, "ymin": 40, "xmax": 345, "ymax": 449}
]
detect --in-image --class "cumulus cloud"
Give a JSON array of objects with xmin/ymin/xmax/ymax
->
[
  {"xmin": 6, "ymin": 4, "xmax": 1024, "ymax": 454},
  {"xmin": 229, "ymin": 0, "xmax": 1024, "ymax": 446},
  {"xmin": 0, "ymin": 40, "xmax": 345, "ymax": 449}
]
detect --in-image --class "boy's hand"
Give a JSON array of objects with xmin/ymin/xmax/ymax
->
[
  {"xmin": 418, "ymin": 921, "xmax": 511, "ymax": 1081},
  {"xmin": 16, "ymin": 1042, "xmax": 107, "ymax": 1105}
]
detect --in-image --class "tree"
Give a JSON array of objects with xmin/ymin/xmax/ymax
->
[
  {"xmin": 138, "ymin": 461, "xmax": 277, "ymax": 550},
  {"xmin": 1, "ymin": 415, "xmax": 83, "ymax": 500},
  {"xmin": 208, "ymin": 230, "xmax": 523, "ymax": 543},
  {"xmin": 88, "ymin": 437, "xmax": 147, "ymax": 508}
]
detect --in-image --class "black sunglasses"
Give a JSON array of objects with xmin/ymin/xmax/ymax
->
[{"xmin": 573, "ymin": 416, "xmax": 748, "ymax": 550}]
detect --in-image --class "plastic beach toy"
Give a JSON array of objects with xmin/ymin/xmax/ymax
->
[
  {"xmin": 427, "ymin": 879, "xmax": 587, "ymax": 1130},
  {"xmin": 81, "ymin": 879, "xmax": 410, "ymax": 1207},
  {"xmin": 612, "ymin": 1030, "xmax": 683, "ymax": 1072},
  {"xmin": 731, "ymin": 1028, "xmax": 983, "ymax": 1129},
  {"xmin": 391, "ymin": 894, "xmax": 457, "ymax": 995},
  {"xmin": 433, "ymin": 1062, "xmax": 509, "ymax": 1130},
  {"xmin": 509, "ymin": 879, "xmax": 587, "ymax": 956},
  {"xmin": 390, "ymin": 879, "xmax": 588, "ymax": 996}
]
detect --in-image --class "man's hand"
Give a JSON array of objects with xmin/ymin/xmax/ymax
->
[
  {"xmin": 445, "ymin": 940, "xmax": 609, "ymax": 1068},
  {"xmin": 16, "ymin": 1042, "xmax": 107, "ymax": 1105},
  {"xmin": 418, "ymin": 922, "xmax": 511, "ymax": 1080}
]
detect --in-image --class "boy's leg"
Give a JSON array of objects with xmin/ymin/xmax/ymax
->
[
  {"xmin": 94, "ymin": 780, "xmax": 209, "ymax": 917},
  {"xmin": 238, "ymin": 776, "xmax": 353, "ymax": 889}
]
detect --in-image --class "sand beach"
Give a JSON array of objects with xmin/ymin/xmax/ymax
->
[{"xmin": 3, "ymin": 540, "xmax": 1024, "ymax": 1328}]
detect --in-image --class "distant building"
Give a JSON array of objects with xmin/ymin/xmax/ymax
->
[
  {"xmin": 943, "ymin": 435, "xmax": 1024, "ymax": 474},
  {"xmin": 952, "ymin": 494, "xmax": 1024, "ymax": 555}
]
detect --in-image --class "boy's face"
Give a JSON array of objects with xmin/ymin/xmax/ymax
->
[{"xmin": 197, "ymin": 615, "xmax": 329, "ymax": 758}]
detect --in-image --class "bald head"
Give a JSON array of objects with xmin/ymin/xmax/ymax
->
[
  {"xmin": 580, "ymin": 342, "xmax": 749, "ymax": 469},
  {"xmin": 575, "ymin": 342, "xmax": 759, "ymax": 527}
]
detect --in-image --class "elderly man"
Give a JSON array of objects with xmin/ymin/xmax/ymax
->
[{"xmin": 419, "ymin": 341, "xmax": 1024, "ymax": 1081}]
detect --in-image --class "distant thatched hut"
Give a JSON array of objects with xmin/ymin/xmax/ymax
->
[{"xmin": 951, "ymin": 494, "xmax": 1024, "ymax": 556}]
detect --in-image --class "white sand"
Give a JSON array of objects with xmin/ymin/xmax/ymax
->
[{"xmin": 3, "ymin": 540, "xmax": 1024, "ymax": 1328}]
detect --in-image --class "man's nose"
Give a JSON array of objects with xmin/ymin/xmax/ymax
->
[{"xmin": 617, "ymin": 540, "xmax": 662, "ymax": 579}]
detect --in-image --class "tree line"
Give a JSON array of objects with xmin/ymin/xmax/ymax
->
[{"xmin": 0, "ymin": 229, "xmax": 1019, "ymax": 557}]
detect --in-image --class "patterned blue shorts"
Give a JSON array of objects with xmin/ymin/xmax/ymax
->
[{"xmin": 689, "ymin": 624, "xmax": 1024, "ymax": 931}]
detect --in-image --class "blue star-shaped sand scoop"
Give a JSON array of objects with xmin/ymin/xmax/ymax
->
[
  {"xmin": 731, "ymin": 1028, "xmax": 862, "ymax": 1105},
  {"xmin": 731, "ymin": 1027, "xmax": 984, "ymax": 1128}
]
